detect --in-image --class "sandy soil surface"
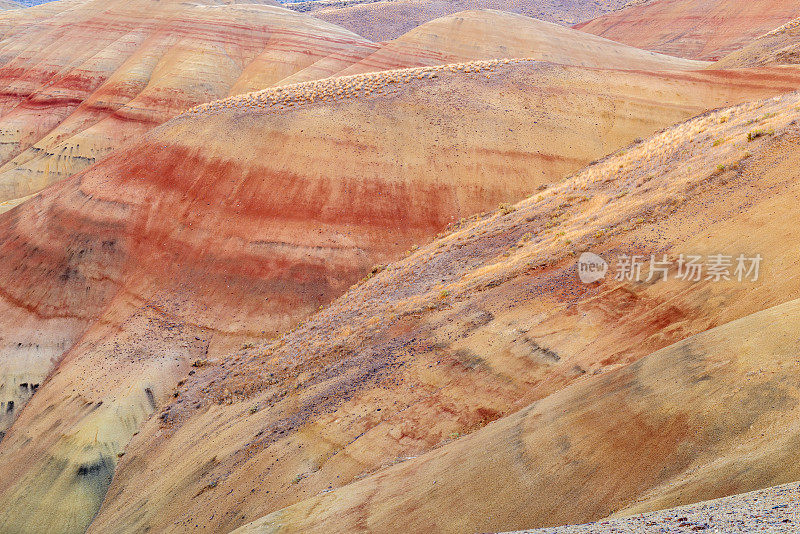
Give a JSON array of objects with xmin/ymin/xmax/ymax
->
[{"xmin": 521, "ymin": 481, "xmax": 800, "ymax": 533}]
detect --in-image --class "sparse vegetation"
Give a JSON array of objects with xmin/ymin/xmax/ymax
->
[
  {"xmin": 498, "ymin": 203, "xmax": 516, "ymax": 215},
  {"xmin": 747, "ymin": 129, "xmax": 774, "ymax": 141},
  {"xmin": 188, "ymin": 59, "xmax": 523, "ymax": 117}
]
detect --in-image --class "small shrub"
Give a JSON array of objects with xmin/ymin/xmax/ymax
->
[
  {"xmin": 498, "ymin": 203, "xmax": 516, "ymax": 215},
  {"xmin": 747, "ymin": 129, "xmax": 773, "ymax": 141}
]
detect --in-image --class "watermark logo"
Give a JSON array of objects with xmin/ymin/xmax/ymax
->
[
  {"xmin": 577, "ymin": 253, "xmax": 762, "ymax": 284},
  {"xmin": 577, "ymin": 252, "xmax": 609, "ymax": 283}
]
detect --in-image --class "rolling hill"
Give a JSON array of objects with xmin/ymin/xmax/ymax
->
[
  {"xmin": 0, "ymin": 61, "xmax": 793, "ymax": 532},
  {"xmin": 0, "ymin": 4, "xmax": 705, "ymax": 213},
  {"xmin": 296, "ymin": 0, "xmax": 631, "ymax": 42},
  {"xmin": 322, "ymin": 9, "xmax": 706, "ymax": 77},
  {"xmin": 716, "ymin": 17, "xmax": 800, "ymax": 68},
  {"xmin": 4, "ymin": 55, "xmax": 787, "ymax": 445},
  {"xmin": 574, "ymin": 0, "xmax": 800, "ymax": 60},
  {"xmin": 0, "ymin": 0, "xmax": 377, "ymax": 211},
  {"xmin": 141, "ymin": 89, "xmax": 800, "ymax": 534},
  {"xmin": 2, "ymin": 3, "xmax": 800, "ymax": 533},
  {"xmin": 234, "ymin": 298, "xmax": 800, "ymax": 533}
]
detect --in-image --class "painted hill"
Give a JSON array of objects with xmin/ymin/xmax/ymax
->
[
  {"xmin": 161, "ymin": 89, "xmax": 800, "ymax": 534},
  {"xmin": 0, "ymin": 63, "xmax": 791, "ymax": 532},
  {"xmin": 301, "ymin": 0, "xmax": 631, "ymax": 42},
  {"xmin": 574, "ymin": 0, "xmax": 800, "ymax": 60},
  {"xmin": 0, "ymin": 3, "xmax": 705, "ymax": 213},
  {"xmin": 4, "ymin": 56, "xmax": 787, "ymax": 446},
  {"xmin": 0, "ymin": 0, "xmax": 377, "ymax": 211},
  {"xmin": 233, "ymin": 299, "xmax": 800, "ymax": 533},
  {"xmin": 324, "ymin": 9, "xmax": 706, "ymax": 77},
  {"xmin": 716, "ymin": 18, "xmax": 800, "ymax": 68},
  {"xmin": 0, "ymin": 0, "xmax": 21, "ymax": 9}
]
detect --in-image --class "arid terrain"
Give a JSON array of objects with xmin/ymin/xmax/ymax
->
[
  {"xmin": 575, "ymin": 0, "xmax": 800, "ymax": 60},
  {"xmin": 1, "ymin": 0, "xmax": 800, "ymax": 533},
  {"xmin": 291, "ymin": 0, "xmax": 631, "ymax": 42},
  {"xmin": 0, "ymin": 0, "xmax": 378, "ymax": 211}
]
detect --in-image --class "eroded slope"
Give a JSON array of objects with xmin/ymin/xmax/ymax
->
[
  {"xmin": 575, "ymin": 0, "xmax": 800, "ymax": 60},
  {"xmin": 299, "ymin": 0, "xmax": 631, "ymax": 42},
  {"xmin": 321, "ymin": 9, "xmax": 706, "ymax": 79},
  {"xmin": 5, "ymin": 58, "xmax": 787, "ymax": 532},
  {"xmin": 0, "ymin": 0, "xmax": 377, "ymax": 208},
  {"xmin": 716, "ymin": 18, "xmax": 800, "ymax": 68},
  {"xmin": 86, "ymin": 88, "xmax": 800, "ymax": 531}
]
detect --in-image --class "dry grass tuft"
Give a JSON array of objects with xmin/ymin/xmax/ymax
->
[{"xmin": 185, "ymin": 59, "xmax": 531, "ymax": 117}]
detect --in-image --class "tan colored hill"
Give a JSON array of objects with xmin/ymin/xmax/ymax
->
[
  {"xmin": 234, "ymin": 298, "xmax": 800, "ymax": 533},
  {"xmin": 297, "ymin": 0, "xmax": 631, "ymax": 42},
  {"xmin": 3, "ymin": 73, "xmax": 786, "ymax": 533},
  {"xmin": 4, "ymin": 57, "xmax": 786, "ymax": 437},
  {"xmin": 2, "ymin": 60, "xmax": 799, "ymax": 533},
  {"xmin": 0, "ymin": 3, "xmax": 706, "ymax": 212},
  {"xmin": 159, "ymin": 89, "xmax": 800, "ymax": 534},
  {"xmin": 574, "ymin": 0, "xmax": 800, "ymax": 60},
  {"xmin": 322, "ymin": 9, "xmax": 706, "ymax": 78},
  {"xmin": 0, "ymin": 0, "xmax": 21, "ymax": 9},
  {"xmin": 0, "ymin": 0, "xmax": 378, "ymax": 209},
  {"xmin": 716, "ymin": 18, "xmax": 800, "ymax": 68}
]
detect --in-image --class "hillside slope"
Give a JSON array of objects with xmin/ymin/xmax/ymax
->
[
  {"xmin": 716, "ymin": 18, "xmax": 800, "ymax": 68},
  {"xmin": 218, "ymin": 90, "xmax": 800, "ymax": 533},
  {"xmin": 574, "ymin": 0, "xmax": 800, "ymax": 60},
  {"xmin": 321, "ymin": 9, "xmax": 706, "ymax": 79},
  {"xmin": 234, "ymin": 298, "xmax": 800, "ymax": 533},
  {"xmin": 300, "ymin": 0, "xmax": 631, "ymax": 42},
  {"xmin": 0, "ymin": 0, "xmax": 377, "ymax": 210},
  {"xmin": 78, "ymin": 87, "xmax": 800, "ymax": 533},
  {"xmin": 2, "ymin": 61, "xmax": 800, "ymax": 533},
  {"xmin": 0, "ymin": 2, "xmax": 707, "ymax": 212},
  {"xmin": 520, "ymin": 481, "xmax": 800, "ymax": 533}
]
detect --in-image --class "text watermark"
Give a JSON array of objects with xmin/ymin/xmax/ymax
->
[{"xmin": 578, "ymin": 253, "xmax": 762, "ymax": 284}]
